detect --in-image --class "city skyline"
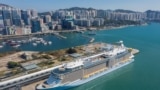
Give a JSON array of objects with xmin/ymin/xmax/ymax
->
[{"xmin": 1, "ymin": 0, "xmax": 160, "ymax": 12}]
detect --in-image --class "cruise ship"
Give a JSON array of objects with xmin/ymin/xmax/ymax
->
[{"xmin": 37, "ymin": 41, "xmax": 135, "ymax": 90}]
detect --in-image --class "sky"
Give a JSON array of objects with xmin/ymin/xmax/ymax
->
[{"xmin": 0, "ymin": 0, "xmax": 160, "ymax": 12}]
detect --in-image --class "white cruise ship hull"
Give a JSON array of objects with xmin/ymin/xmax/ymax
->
[{"xmin": 37, "ymin": 59, "xmax": 134, "ymax": 90}]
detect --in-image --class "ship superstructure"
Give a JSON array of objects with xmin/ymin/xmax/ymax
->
[{"xmin": 37, "ymin": 41, "xmax": 134, "ymax": 90}]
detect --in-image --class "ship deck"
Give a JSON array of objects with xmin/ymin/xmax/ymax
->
[
  {"xmin": 83, "ymin": 57, "xmax": 131, "ymax": 79},
  {"xmin": 83, "ymin": 67, "xmax": 108, "ymax": 78}
]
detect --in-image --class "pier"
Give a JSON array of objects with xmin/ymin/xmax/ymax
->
[
  {"xmin": 82, "ymin": 35, "xmax": 95, "ymax": 43},
  {"xmin": 90, "ymin": 38, "xmax": 95, "ymax": 43}
]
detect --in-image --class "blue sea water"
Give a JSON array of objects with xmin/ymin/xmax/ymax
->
[{"xmin": 70, "ymin": 23, "xmax": 160, "ymax": 90}]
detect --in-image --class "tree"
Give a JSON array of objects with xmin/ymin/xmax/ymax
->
[
  {"xmin": 7, "ymin": 61, "xmax": 20, "ymax": 68},
  {"xmin": 66, "ymin": 48, "xmax": 77, "ymax": 54},
  {"xmin": 42, "ymin": 55, "xmax": 52, "ymax": 59}
]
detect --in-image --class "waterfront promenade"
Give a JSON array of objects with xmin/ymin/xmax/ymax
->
[{"xmin": 0, "ymin": 29, "xmax": 86, "ymax": 40}]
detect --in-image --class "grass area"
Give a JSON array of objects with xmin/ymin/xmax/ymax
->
[
  {"xmin": 11, "ymin": 68, "xmax": 23, "ymax": 75},
  {"xmin": 37, "ymin": 60, "xmax": 55, "ymax": 67}
]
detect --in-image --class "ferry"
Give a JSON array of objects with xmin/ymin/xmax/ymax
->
[
  {"xmin": 37, "ymin": 41, "xmax": 135, "ymax": 90},
  {"xmin": 0, "ymin": 45, "xmax": 3, "ymax": 48}
]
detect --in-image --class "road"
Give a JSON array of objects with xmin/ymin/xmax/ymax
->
[
  {"xmin": 1, "ymin": 72, "xmax": 50, "ymax": 90},
  {"xmin": 0, "ymin": 29, "xmax": 86, "ymax": 40}
]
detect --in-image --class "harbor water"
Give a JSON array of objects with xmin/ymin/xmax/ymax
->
[
  {"xmin": 1, "ymin": 23, "xmax": 160, "ymax": 90},
  {"xmin": 70, "ymin": 23, "xmax": 160, "ymax": 90}
]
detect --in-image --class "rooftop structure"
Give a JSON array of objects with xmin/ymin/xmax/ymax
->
[{"xmin": 21, "ymin": 63, "xmax": 39, "ymax": 70}]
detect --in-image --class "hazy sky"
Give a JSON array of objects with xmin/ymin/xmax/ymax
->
[{"xmin": 1, "ymin": 0, "xmax": 160, "ymax": 12}]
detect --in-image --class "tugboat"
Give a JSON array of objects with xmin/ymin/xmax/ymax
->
[{"xmin": 0, "ymin": 45, "xmax": 3, "ymax": 48}]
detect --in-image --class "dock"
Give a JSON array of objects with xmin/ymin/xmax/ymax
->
[
  {"xmin": 0, "ymin": 29, "xmax": 86, "ymax": 40},
  {"xmin": 89, "ymin": 38, "xmax": 95, "ymax": 43}
]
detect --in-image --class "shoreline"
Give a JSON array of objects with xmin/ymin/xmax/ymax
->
[
  {"xmin": 0, "ymin": 23, "xmax": 148, "ymax": 40},
  {"xmin": 95, "ymin": 23, "xmax": 148, "ymax": 31}
]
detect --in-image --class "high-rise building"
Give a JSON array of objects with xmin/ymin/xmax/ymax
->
[
  {"xmin": 11, "ymin": 9, "xmax": 22, "ymax": 26},
  {"xmin": 44, "ymin": 15, "xmax": 51, "ymax": 23},
  {"xmin": 74, "ymin": 19, "xmax": 91, "ymax": 27},
  {"xmin": 62, "ymin": 15, "xmax": 74, "ymax": 29},
  {"xmin": 12, "ymin": 18, "xmax": 22, "ymax": 26},
  {"xmin": 4, "ymin": 19, "xmax": 12, "ymax": 26},
  {"xmin": 11, "ymin": 9, "xmax": 21, "ymax": 19},
  {"xmin": 146, "ymin": 10, "xmax": 160, "ymax": 20},
  {"xmin": 31, "ymin": 18, "xmax": 42, "ymax": 33},
  {"xmin": 0, "ymin": 9, "xmax": 4, "ymax": 26},
  {"xmin": 97, "ymin": 10, "xmax": 106, "ymax": 18},
  {"xmin": 93, "ymin": 19, "xmax": 101, "ymax": 27},
  {"xmin": 31, "ymin": 9, "xmax": 38, "ymax": 17},
  {"xmin": 2, "ymin": 8, "xmax": 12, "ymax": 26},
  {"xmin": 21, "ymin": 10, "xmax": 31, "ymax": 25}
]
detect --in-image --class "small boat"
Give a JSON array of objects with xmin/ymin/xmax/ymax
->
[
  {"xmin": 0, "ymin": 45, "xmax": 3, "ymax": 48},
  {"xmin": 43, "ymin": 42, "xmax": 48, "ymax": 45},
  {"xmin": 89, "ymin": 38, "xmax": 95, "ymax": 43},
  {"xmin": 10, "ymin": 42, "xmax": 18, "ymax": 46},
  {"xmin": 48, "ymin": 41, "xmax": 52, "ymax": 45},
  {"xmin": 16, "ymin": 40, "xmax": 22, "ymax": 43},
  {"xmin": 2, "ymin": 42, "xmax": 6, "ymax": 45},
  {"xmin": 11, "ymin": 40, "xmax": 16, "ymax": 43},
  {"xmin": 6, "ymin": 40, "xmax": 11, "ymax": 43},
  {"xmin": 33, "ymin": 43, "xmax": 37, "ymax": 46},
  {"xmin": 35, "ymin": 40, "xmax": 41, "ymax": 44},
  {"xmin": 12, "ymin": 44, "xmax": 20, "ymax": 48},
  {"xmin": 21, "ymin": 40, "xmax": 27, "ymax": 44},
  {"xmin": 31, "ymin": 37, "xmax": 37, "ymax": 41},
  {"xmin": 28, "ymin": 39, "xmax": 32, "ymax": 42}
]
